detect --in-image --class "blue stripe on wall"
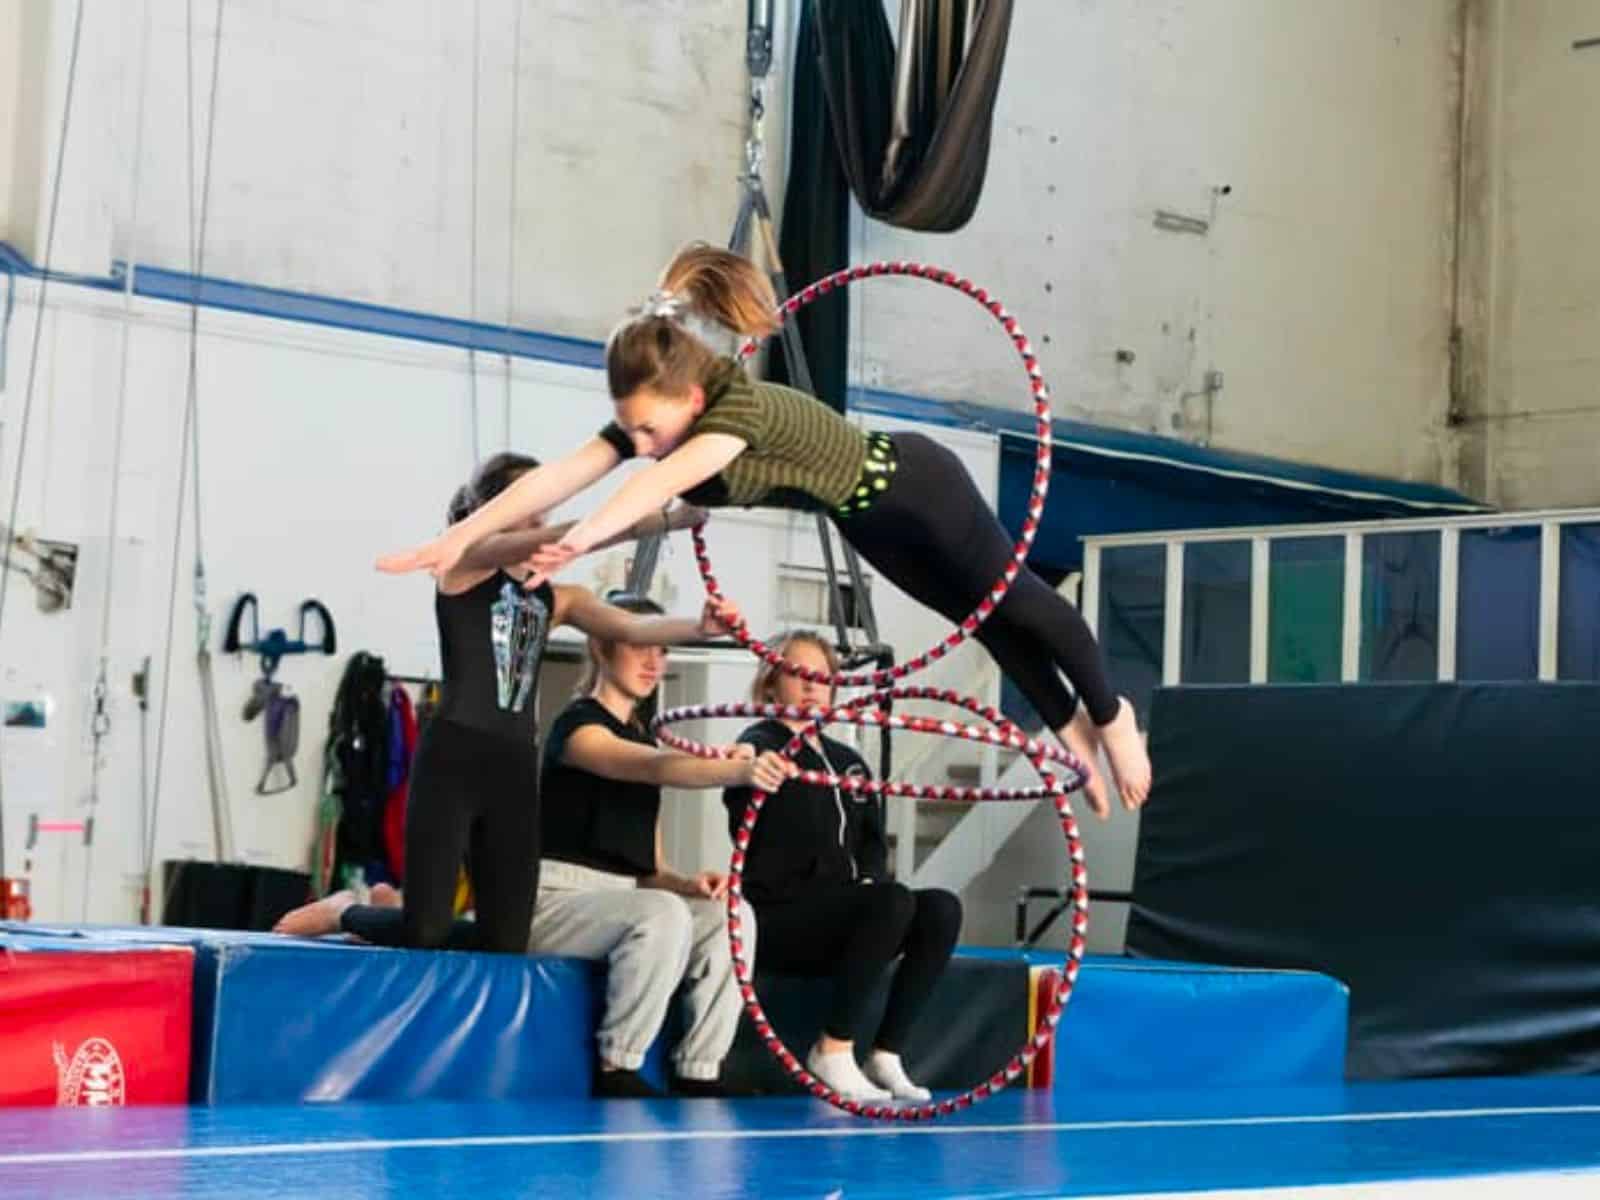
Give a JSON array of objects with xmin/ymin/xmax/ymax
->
[{"xmin": 2, "ymin": 240, "xmax": 1485, "ymax": 523}]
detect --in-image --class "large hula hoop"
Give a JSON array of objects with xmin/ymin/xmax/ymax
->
[
  {"xmin": 693, "ymin": 261, "xmax": 1055, "ymax": 689},
  {"xmin": 665, "ymin": 261, "xmax": 1088, "ymax": 1119},
  {"xmin": 653, "ymin": 688, "xmax": 1089, "ymax": 1120}
]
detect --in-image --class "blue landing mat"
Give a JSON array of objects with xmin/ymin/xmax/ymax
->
[
  {"xmin": 2, "ymin": 1077, "xmax": 1599, "ymax": 1198},
  {"xmin": 2, "ymin": 923, "xmax": 1349, "ymax": 1105}
]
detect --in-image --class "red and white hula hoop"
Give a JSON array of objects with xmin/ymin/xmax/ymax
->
[
  {"xmin": 695, "ymin": 260, "xmax": 1054, "ymax": 689},
  {"xmin": 653, "ymin": 690, "xmax": 1089, "ymax": 1120},
  {"xmin": 667, "ymin": 261, "xmax": 1085, "ymax": 1119}
]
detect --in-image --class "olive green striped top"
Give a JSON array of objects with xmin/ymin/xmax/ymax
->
[{"xmin": 690, "ymin": 359, "xmax": 869, "ymax": 510}]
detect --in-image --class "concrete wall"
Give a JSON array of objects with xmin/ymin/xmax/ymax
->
[
  {"xmin": 854, "ymin": 0, "xmax": 1466, "ymax": 488},
  {"xmin": 0, "ymin": 0, "xmax": 52, "ymax": 260},
  {"xmin": 6, "ymin": 0, "xmax": 777, "ymax": 339},
  {"xmin": 1457, "ymin": 0, "xmax": 1600, "ymax": 509},
  {"xmin": 9, "ymin": 2, "xmax": 1470, "ymax": 494}
]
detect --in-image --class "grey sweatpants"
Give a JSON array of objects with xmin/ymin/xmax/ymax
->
[{"xmin": 529, "ymin": 859, "xmax": 755, "ymax": 1081}]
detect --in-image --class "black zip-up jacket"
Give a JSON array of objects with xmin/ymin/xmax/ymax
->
[{"xmin": 723, "ymin": 718, "xmax": 889, "ymax": 906}]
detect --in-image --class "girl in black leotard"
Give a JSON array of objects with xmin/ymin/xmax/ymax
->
[{"xmin": 275, "ymin": 453, "xmax": 735, "ymax": 952}]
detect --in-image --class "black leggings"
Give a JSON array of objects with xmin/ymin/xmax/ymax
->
[
  {"xmin": 836, "ymin": 431, "xmax": 1118, "ymax": 728},
  {"xmin": 755, "ymin": 883, "xmax": 962, "ymax": 1052},
  {"xmin": 340, "ymin": 718, "xmax": 539, "ymax": 954}
]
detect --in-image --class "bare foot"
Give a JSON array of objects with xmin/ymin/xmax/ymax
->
[
  {"xmin": 1057, "ymin": 706, "xmax": 1110, "ymax": 819},
  {"xmin": 1097, "ymin": 697, "xmax": 1152, "ymax": 810},
  {"xmin": 370, "ymin": 882, "xmax": 402, "ymax": 909},
  {"xmin": 272, "ymin": 889, "xmax": 356, "ymax": 938}
]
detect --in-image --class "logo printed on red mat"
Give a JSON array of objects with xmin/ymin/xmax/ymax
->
[{"xmin": 52, "ymin": 1038, "xmax": 126, "ymax": 1107}]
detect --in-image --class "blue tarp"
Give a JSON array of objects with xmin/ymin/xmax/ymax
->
[
  {"xmin": 849, "ymin": 387, "xmax": 1484, "ymax": 572},
  {"xmin": 1130, "ymin": 682, "xmax": 1600, "ymax": 1079}
]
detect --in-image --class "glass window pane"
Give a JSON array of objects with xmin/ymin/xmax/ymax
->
[
  {"xmin": 1181, "ymin": 541, "xmax": 1251, "ymax": 685},
  {"xmin": 1559, "ymin": 523, "xmax": 1600, "ymax": 681},
  {"xmin": 1360, "ymin": 531, "xmax": 1439, "ymax": 681},
  {"xmin": 1457, "ymin": 526, "xmax": 1540, "ymax": 681},
  {"xmin": 1099, "ymin": 545, "xmax": 1166, "ymax": 726},
  {"xmin": 1268, "ymin": 536, "xmax": 1345, "ymax": 683}
]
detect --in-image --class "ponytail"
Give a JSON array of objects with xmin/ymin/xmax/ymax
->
[{"xmin": 604, "ymin": 244, "xmax": 779, "ymax": 401}]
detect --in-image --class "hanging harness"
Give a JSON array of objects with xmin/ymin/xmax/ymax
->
[
  {"xmin": 242, "ymin": 678, "xmax": 301, "ymax": 795},
  {"xmin": 224, "ymin": 594, "xmax": 336, "ymax": 794}
]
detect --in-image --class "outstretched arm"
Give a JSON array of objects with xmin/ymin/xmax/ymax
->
[
  {"xmin": 562, "ymin": 724, "xmax": 792, "ymax": 791},
  {"xmin": 377, "ymin": 436, "xmax": 622, "ymax": 577},
  {"xmin": 456, "ymin": 503, "xmax": 708, "ymax": 573},
  {"xmin": 524, "ymin": 433, "xmax": 744, "ymax": 584},
  {"xmin": 556, "ymin": 586, "xmax": 736, "ymax": 645}
]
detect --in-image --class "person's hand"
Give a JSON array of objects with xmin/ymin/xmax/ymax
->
[
  {"xmin": 698, "ymin": 598, "xmax": 742, "ymax": 638},
  {"xmin": 688, "ymin": 871, "xmax": 729, "ymax": 900},
  {"xmin": 521, "ymin": 540, "xmax": 583, "ymax": 589},
  {"xmin": 743, "ymin": 750, "xmax": 795, "ymax": 793},
  {"xmin": 377, "ymin": 534, "xmax": 466, "ymax": 578}
]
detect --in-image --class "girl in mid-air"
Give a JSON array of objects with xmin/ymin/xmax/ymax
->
[{"xmin": 379, "ymin": 247, "xmax": 1151, "ymax": 816}]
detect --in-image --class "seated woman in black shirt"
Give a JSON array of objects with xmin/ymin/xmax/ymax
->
[
  {"xmin": 536, "ymin": 595, "xmax": 791, "ymax": 1097},
  {"xmin": 724, "ymin": 632, "xmax": 963, "ymax": 1102}
]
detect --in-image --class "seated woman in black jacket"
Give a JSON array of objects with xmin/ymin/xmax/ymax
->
[{"xmin": 724, "ymin": 631, "xmax": 962, "ymax": 1102}]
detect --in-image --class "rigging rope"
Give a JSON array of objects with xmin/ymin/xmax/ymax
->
[{"xmin": 0, "ymin": 0, "xmax": 88, "ymax": 883}]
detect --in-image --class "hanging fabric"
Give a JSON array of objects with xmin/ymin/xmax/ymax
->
[
  {"xmin": 381, "ymin": 683, "xmax": 419, "ymax": 883},
  {"xmin": 816, "ymin": 0, "xmax": 1014, "ymax": 230},
  {"xmin": 311, "ymin": 740, "xmax": 341, "ymax": 898},
  {"xmin": 769, "ymin": 0, "xmax": 851, "ymax": 414},
  {"xmin": 416, "ymin": 680, "xmax": 441, "ymax": 729},
  {"xmin": 323, "ymin": 652, "xmax": 389, "ymax": 891},
  {"xmin": 772, "ymin": 0, "xmax": 1014, "ymax": 414}
]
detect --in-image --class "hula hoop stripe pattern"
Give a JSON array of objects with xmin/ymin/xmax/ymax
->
[{"xmin": 655, "ymin": 261, "xmax": 1089, "ymax": 1120}]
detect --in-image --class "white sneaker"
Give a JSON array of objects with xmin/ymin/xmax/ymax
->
[
  {"xmin": 805, "ymin": 1045, "xmax": 891, "ymax": 1101},
  {"xmin": 863, "ymin": 1050, "xmax": 932, "ymax": 1102}
]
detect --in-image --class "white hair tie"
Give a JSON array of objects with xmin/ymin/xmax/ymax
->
[
  {"xmin": 642, "ymin": 289, "xmax": 684, "ymax": 319},
  {"xmin": 637, "ymin": 289, "xmax": 738, "ymax": 354}
]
